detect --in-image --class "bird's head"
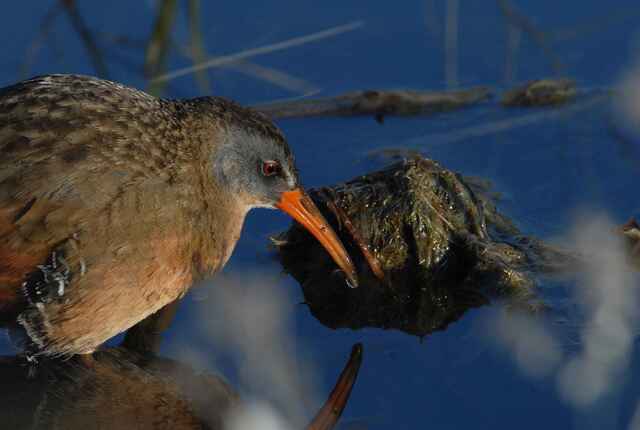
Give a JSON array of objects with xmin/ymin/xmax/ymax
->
[{"xmin": 200, "ymin": 97, "xmax": 358, "ymax": 287}]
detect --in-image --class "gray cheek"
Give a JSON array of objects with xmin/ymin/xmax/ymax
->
[
  {"xmin": 212, "ymin": 146, "xmax": 247, "ymax": 193},
  {"xmin": 211, "ymin": 156, "xmax": 230, "ymax": 189},
  {"xmin": 220, "ymin": 157, "xmax": 238, "ymax": 186}
]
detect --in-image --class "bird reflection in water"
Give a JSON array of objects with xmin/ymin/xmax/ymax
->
[{"xmin": 0, "ymin": 323, "xmax": 362, "ymax": 430}]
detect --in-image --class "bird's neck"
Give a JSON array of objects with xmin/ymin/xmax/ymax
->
[{"xmin": 189, "ymin": 185, "xmax": 250, "ymax": 281}]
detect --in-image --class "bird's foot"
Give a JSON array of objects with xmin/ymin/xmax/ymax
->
[{"xmin": 76, "ymin": 353, "xmax": 95, "ymax": 368}]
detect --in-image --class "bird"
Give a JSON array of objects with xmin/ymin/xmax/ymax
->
[
  {"xmin": 0, "ymin": 74, "xmax": 357, "ymax": 358},
  {"xmin": 0, "ymin": 343, "xmax": 362, "ymax": 429}
]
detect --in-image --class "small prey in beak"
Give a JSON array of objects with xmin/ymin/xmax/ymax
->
[{"xmin": 276, "ymin": 188, "xmax": 359, "ymax": 287}]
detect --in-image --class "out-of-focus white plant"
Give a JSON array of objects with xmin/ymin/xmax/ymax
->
[
  {"xmin": 557, "ymin": 214, "xmax": 639, "ymax": 407},
  {"xmin": 615, "ymin": 60, "xmax": 640, "ymax": 137},
  {"xmin": 193, "ymin": 272, "xmax": 320, "ymax": 428},
  {"xmin": 487, "ymin": 309, "xmax": 562, "ymax": 379},
  {"xmin": 487, "ymin": 213, "xmax": 640, "ymax": 410},
  {"xmin": 226, "ymin": 402, "xmax": 294, "ymax": 430}
]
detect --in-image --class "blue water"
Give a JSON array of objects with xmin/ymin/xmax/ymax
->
[{"xmin": 1, "ymin": 1, "xmax": 639, "ymax": 429}]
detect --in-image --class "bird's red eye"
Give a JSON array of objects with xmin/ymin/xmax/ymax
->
[{"xmin": 260, "ymin": 160, "xmax": 281, "ymax": 177}]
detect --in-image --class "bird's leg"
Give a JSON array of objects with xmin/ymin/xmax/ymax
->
[
  {"xmin": 76, "ymin": 353, "xmax": 96, "ymax": 368},
  {"xmin": 121, "ymin": 298, "xmax": 181, "ymax": 355}
]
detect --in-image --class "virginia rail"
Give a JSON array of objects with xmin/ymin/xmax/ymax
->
[{"xmin": 0, "ymin": 74, "xmax": 357, "ymax": 357}]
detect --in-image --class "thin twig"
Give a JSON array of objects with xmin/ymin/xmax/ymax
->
[
  {"xmin": 226, "ymin": 59, "xmax": 320, "ymax": 95},
  {"xmin": 172, "ymin": 38, "xmax": 319, "ymax": 95},
  {"xmin": 59, "ymin": 0, "xmax": 110, "ymax": 78},
  {"xmin": 185, "ymin": 0, "xmax": 211, "ymax": 93},
  {"xmin": 496, "ymin": 0, "xmax": 565, "ymax": 75},
  {"xmin": 504, "ymin": 22, "xmax": 522, "ymax": 84},
  {"xmin": 151, "ymin": 20, "xmax": 364, "ymax": 84},
  {"xmin": 253, "ymin": 87, "xmax": 491, "ymax": 120},
  {"xmin": 145, "ymin": 0, "xmax": 178, "ymax": 95},
  {"xmin": 21, "ymin": 4, "xmax": 63, "ymax": 79}
]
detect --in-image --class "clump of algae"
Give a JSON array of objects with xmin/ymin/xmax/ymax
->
[{"xmin": 275, "ymin": 157, "xmax": 552, "ymax": 337}]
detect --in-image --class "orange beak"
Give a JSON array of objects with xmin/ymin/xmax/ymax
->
[
  {"xmin": 307, "ymin": 343, "xmax": 363, "ymax": 430},
  {"xmin": 276, "ymin": 188, "xmax": 358, "ymax": 287}
]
